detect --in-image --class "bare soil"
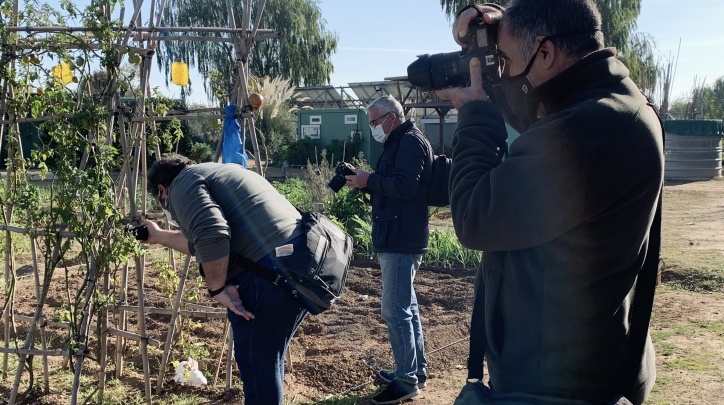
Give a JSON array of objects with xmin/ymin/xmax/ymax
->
[{"xmin": 1, "ymin": 179, "xmax": 724, "ymax": 404}]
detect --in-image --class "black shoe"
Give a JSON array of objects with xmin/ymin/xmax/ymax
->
[
  {"xmin": 416, "ymin": 374, "xmax": 427, "ymax": 389},
  {"xmin": 377, "ymin": 369, "xmax": 395, "ymax": 383},
  {"xmin": 377, "ymin": 369, "xmax": 427, "ymax": 389},
  {"xmin": 371, "ymin": 379, "xmax": 420, "ymax": 404}
]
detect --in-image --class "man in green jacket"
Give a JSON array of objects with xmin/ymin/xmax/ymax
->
[{"xmin": 437, "ymin": 1, "xmax": 663, "ymax": 404}]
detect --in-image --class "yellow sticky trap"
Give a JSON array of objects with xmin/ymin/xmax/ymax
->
[
  {"xmin": 52, "ymin": 62, "xmax": 73, "ymax": 85},
  {"xmin": 171, "ymin": 62, "xmax": 189, "ymax": 86}
]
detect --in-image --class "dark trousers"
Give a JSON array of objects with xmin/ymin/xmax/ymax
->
[{"xmin": 227, "ymin": 267, "xmax": 307, "ymax": 405}]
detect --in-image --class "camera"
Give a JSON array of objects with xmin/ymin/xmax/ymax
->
[
  {"xmin": 406, "ymin": 17, "xmax": 500, "ymax": 93},
  {"xmin": 327, "ymin": 162, "xmax": 356, "ymax": 193},
  {"xmin": 128, "ymin": 225, "xmax": 149, "ymax": 241}
]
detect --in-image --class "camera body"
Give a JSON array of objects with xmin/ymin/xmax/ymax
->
[
  {"xmin": 128, "ymin": 225, "xmax": 149, "ymax": 241},
  {"xmin": 407, "ymin": 17, "xmax": 500, "ymax": 93},
  {"xmin": 327, "ymin": 162, "xmax": 356, "ymax": 193}
]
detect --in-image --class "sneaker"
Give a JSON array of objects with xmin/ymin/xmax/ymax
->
[
  {"xmin": 371, "ymin": 379, "xmax": 420, "ymax": 404},
  {"xmin": 377, "ymin": 369, "xmax": 395, "ymax": 384},
  {"xmin": 377, "ymin": 369, "xmax": 428, "ymax": 389},
  {"xmin": 416, "ymin": 374, "xmax": 427, "ymax": 389}
]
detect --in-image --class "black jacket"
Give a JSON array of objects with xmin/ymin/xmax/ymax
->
[
  {"xmin": 451, "ymin": 49, "xmax": 663, "ymax": 404},
  {"xmin": 367, "ymin": 119, "xmax": 432, "ymax": 254}
]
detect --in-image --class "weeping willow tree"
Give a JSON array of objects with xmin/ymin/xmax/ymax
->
[
  {"xmin": 438, "ymin": 0, "xmax": 661, "ymax": 102},
  {"xmin": 158, "ymin": 0, "xmax": 338, "ymax": 103},
  {"xmin": 439, "ymin": 0, "xmax": 639, "ymax": 53},
  {"xmin": 618, "ymin": 32, "xmax": 659, "ymax": 100}
]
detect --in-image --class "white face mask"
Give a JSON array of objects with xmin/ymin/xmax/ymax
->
[{"xmin": 369, "ymin": 114, "xmax": 390, "ymax": 143}]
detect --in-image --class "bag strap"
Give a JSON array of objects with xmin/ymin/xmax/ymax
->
[
  {"xmin": 227, "ymin": 208, "xmax": 306, "ymax": 287},
  {"xmin": 229, "ymin": 252, "xmax": 287, "ymax": 287}
]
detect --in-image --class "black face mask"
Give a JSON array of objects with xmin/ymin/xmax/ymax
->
[{"xmin": 497, "ymin": 37, "xmax": 550, "ymax": 133}]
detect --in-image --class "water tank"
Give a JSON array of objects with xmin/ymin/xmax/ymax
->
[{"xmin": 663, "ymin": 120, "xmax": 723, "ymax": 180}]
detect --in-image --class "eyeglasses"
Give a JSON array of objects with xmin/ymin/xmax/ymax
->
[{"xmin": 369, "ymin": 111, "xmax": 392, "ymax": 127}]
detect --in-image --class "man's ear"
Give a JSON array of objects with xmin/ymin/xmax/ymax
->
[{"xmin": 538, "ymin": 39, "xmax": 557, "ymax": 70}]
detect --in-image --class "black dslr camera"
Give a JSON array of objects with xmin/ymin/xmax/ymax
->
[
  {"xmin": 128, "ymin": 225, "xmax": 149, "ymax": 241},
  {"xmin": 327, "ymin": 162, "xmax": 356, "ymax": 193},
  {"xmin": 407, "ymin": 17, "xmax": 500, "ymax": 93}
]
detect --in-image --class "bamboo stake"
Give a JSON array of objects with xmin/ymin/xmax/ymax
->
[
  {"xmin": 1, "ymin": 0, "xmax": 20, "ymax": 374},
  {"xmin": 98, "ymin": 267, "xmax": 111, "ymax": 403},
  {"xmin": 226, "ymin": 0, "xmax": 263, "ymax": 176},
  {"xmin": 107, "ymin": 328, "xmax": 161, "ymax": 347},
  {"xmin": 156, "ymin": 255, "xmax": 192, "ymax": 395},
  {"xmin": 0, "ymin": 347, "xmax": 68, "ymax": 356},
  {"xmin": 69, "ymin": 258, "xmax": 97, "ymax": 405},
  {"xmin": 131, "ymin": 112, "xmax": 252, "ymax": 122},
  {"xmin": 145, "ymin": 295, "xmax": 221, "ymax": 311},
  {"xmin": 10, "ymin": 314, "xmax": 69, "ymax": 328},
  {"xmin": 113, "ymin": 304, "xmax": 226, "ymax": 319},
  {"xmin": 3, "ymin": 139, "xmax": 19, "ymax": 385},
  {"xmin": 29, "ymin": 235, "xmax": 49, "ymax": 393},
  {"xmin": 114, "ymin": 263, "xmax": 130, "ymax": 379},
  {"xmin": 212, "ymin": 320, "xmax": 230, "ymax": 387},
  {"xmin": 132, "ymin": 8, "xmax": 153, "ymax": 401},
  {"xmin": 5, "ymin": 26, "xmax": 275, "ymax": 34},
  {"xmin": 113, "ymin": 91, "xmax": 134, "ymax": 381},
  {"xmin": 7, "ymin": 235, "xmax": 61, "ymax": 403},
  {"xmin": 225, "ymin": 319, "xmax": 234, "ymax": 399},
  {"xmin": 40, "ymin": 322, "xmax": 49, "ymax": 393}
]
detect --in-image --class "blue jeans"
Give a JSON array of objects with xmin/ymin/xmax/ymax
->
[
  {"xmin": 227, "ymin": 268, "xmax": 308, "ymax": 405},
  {"xmin": 379, "ymin": 252, "xmax": 428, "ymax": 384}
]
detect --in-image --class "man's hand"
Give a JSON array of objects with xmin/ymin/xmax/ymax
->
[
  {"xmin": 438, "ymin": 5, "xmax": 503, "ymax": 110},
  {"xmin": 346, "ymin": 168, "xmax": 370, "ymax": 189},
  {"xmin": 139, "ymin": 219, "xmax": 164, "ymax": 245},
  {"xmin": 214, "ymin": 285, "xmax": 255, "ymax": 320},
  {"xmin": 453, "ymin": 5, "xmax": 503, "ymax": 47},
  {"xmin": 435, "ymin": 57, "xmax": 487, "ymax": 109}
]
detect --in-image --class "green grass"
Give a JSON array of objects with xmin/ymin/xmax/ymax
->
[
  {"xmin": 650, "ymin": 319, "xmax": 724, "ymax": 378},
  {"xmin": 662, "ymin": 268, "xmax": 724, "ymax": 293}
]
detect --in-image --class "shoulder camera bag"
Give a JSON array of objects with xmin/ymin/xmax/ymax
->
[{"xmin": 231, "ymin": 211, "xmax": 353, "ymax": 315}]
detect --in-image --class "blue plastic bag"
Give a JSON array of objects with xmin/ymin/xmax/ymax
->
[{"xmin": 221, "ymin": 104, "xmax": 248, "ymax": 168}]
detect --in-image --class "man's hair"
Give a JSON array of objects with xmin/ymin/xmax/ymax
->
[
  {"xmin": 366, "ymin": 95, "xmax": 404, "ymax": 118},
  {"xmin": 502, "ymin": 0, "xmax": 604, "ymax": 61},
  {"xmin": 147, "ymin": 154, "xmax": 194, "ymax": 197}
]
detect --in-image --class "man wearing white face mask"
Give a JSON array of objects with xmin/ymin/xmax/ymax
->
[{"xmin": 345, "ymin": 95, "xmax": 433, "ymax": 404}]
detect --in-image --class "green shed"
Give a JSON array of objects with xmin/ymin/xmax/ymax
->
[{"xmin": 297, "ymin": 108, "xmax": 383, "ymax": 165}]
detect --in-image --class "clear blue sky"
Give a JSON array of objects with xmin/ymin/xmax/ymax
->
[{"xmin": 72, "ymin": 0, "xmax": 724, "ymax": 105}]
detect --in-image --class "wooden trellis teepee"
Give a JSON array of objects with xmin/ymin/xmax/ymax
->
[{"xmin": 0, "ymin": 0, "xmax": 275, "ymax": 403}]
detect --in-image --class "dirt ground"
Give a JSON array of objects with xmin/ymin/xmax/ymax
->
[{"xmin": 1, "ymin": 179, "xmax": 724, "ymax": 404}]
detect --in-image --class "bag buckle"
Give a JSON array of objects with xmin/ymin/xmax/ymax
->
[{"xmin": 272, "ymin": 274, "xmax": 283, "ymax": 285}]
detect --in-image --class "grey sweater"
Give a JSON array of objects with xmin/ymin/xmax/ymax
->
[
  {"xmin": 166, "ymin": 163, "xmax": 302, "ymax": 267},
  {"xmin": 451, "ymin": 49, "xmax": 663, "ymax": 404}
]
